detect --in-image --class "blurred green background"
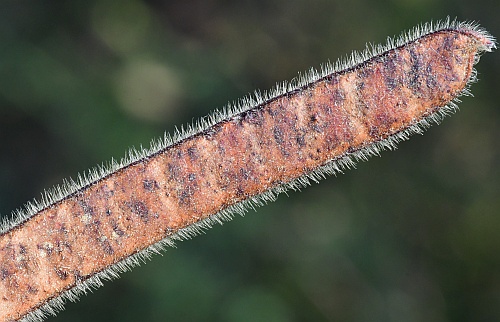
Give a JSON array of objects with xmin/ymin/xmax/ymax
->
[{"xmin": 1, "ymin": 1, "xmax": 499, "ymax": 321}]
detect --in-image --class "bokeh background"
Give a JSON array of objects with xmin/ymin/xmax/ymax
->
[{"xmin": 1, "ymin": 1, "xmax": 499, "ymax": 321}]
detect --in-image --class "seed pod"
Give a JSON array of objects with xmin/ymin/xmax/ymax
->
[{"xmin": 0, "ymin": 19, "xmax": 495, "ymax": 322}]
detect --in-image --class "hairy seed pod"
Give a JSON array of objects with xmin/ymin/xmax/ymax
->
[{"xmin": 0, "ymin": 19, "xmax": 495, "ymax": 321}]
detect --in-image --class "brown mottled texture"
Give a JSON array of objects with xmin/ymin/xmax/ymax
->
[{"xmin": 0, "ymin": 29, "xmax": 491, "ymax": 321}]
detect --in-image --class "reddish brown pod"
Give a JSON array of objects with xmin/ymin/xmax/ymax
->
[{"xmin": 0, "ymin": 19, "xmax": 495, "ymax": 321}]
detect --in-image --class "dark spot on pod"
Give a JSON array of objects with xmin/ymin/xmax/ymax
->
[
  {"xmin": 326, "ymin": 74, "xmax": 340, "ymax": 85},
  {"xmin": 332, "ymin": 89, "xmax": 345, "ymax": 106},
  {"xmin": 37, "ymin": 243, "xmax": 53, "ymax": 256},
  {"xmin": 78, "ymin": 199, "xmax": 95, "ymax": 217},
  {"xmin": 273, "ymin": 127, "xmax": 284, "ymax": 145},
  {"xmin": 239, "ymin": 168, "xmax": 250, "ymax": 181},
  {"xmin": 236, "ymin": 186, "xmax": 245, "ymax": 197},
  {"xmin": 1, "ymin": 268, "xmax": 10, "ymax": 280},
  {"xmin": 112, "ymin": 221, "xmax": 125, "ymax": 237},
  {"xmin": 74, "ymin": 271, "xmax": 83, "ymax": 283},
  {"xmin": 143, "ymin": 179, "xmax": 159, "ymax": 192},
  {"xmin": 356, "ymin": 80, "xmax": 365, "ymax": 91},
  {"xmin": 347, "ymin": 146, "xmax": 356, "ymax": 154},
  {"xmin": 384, "ymin": 54, "xmax": 397, "ymax": 73},
  {"xmin": 384, "ymin": 77, "xmax": 398, "ymax": 90},
  {"xmin": 267, "ymin": 103, "xmax": 280, "ymax": 117},
  {"xmin": 59, "ymin": 223, "xmax": 69, "ymax": 234},
  {"xmin": 307, "ymin": 152, "xmax": 319, "ymax": 161},
  {"xmin": 242, "ymin": 109, "xmax": 263, "ymax": 126},
  {"xmin": 320, "ymin": 102, "xmax": 332, "ymax": 116},
  {"xmin": 309, "ymin": 115, "xmax": 322, "ymax": 133},
  {"xmin": 178, "ymin": 189, "xmax": 192, "ymax": 206},
  {"xmin": 62, "ymin": 241, "xmax": 72, "ymax": 253},
  {"xmin": 101, "ymin": 240, "xmax": 114, "ymax": 255},
  {"xmin": 128, "ymin": 200, "xmax": 149, "ymax": 222},
  {"xmin": 442, "ymin": 34, "xmax": 457, "ymax": 51},
  {"xmin": 369, "ymin": 125, "xmax": 380, "ymax": 138},
  {"xmin": 188, "ymin": 173, "xmax": 196, "ymax": 181},
  {"xmin": 167, "ymin": 163, "xmax": 180, "ymax": 179},
  {"xmin": 202, "ymin": 123, "xmax": 222, "ymax": 138},
  {"xmin": 343, "ymin": 130, "xmax": 354, "ymax": 145},
  {"xmin": 425, "ymin": 65, "xmax": 437, "ymax": 89},
  {"xmin": 407, "ymin": 49, "xmax": 424, "ymax": 95},
  {"xmin": 296, "ymin": 134, "xmax": 306, "ymax": 147},
  {"xmin": 273, "ymin": 125, "xmax": 291, "ymax": 157},
  {"xmin": 357, "ymin": 66, "xmax": 373, "ymax": 79},
  {"xmin": 27, "ymin": 285, "xmax": 38, "ymax": 294},
  {"xmin": 187, "ymin": 147, "xmax": 198, "ymax": 161},
  {"xmin": 217, "ymin": 143, "xmax": 226, "ymax": 156},
  {"xmin": 383, "ymin": 55, "xmax": 399, "ymax": 91},
  {"xmin": 54, "ymin": 268, "xmax": 69, "ymax": 280}
]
